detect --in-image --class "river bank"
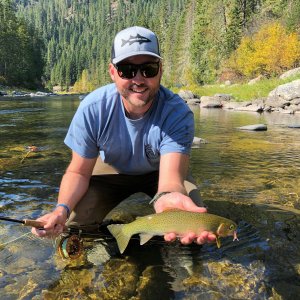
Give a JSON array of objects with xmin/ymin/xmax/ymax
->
[{"xmin": 181, "ymin": 78, "xmax": 300, "ymax": 116}]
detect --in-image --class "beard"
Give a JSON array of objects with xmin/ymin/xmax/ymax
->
[{"xmin": 119, "ymin": 83, "xmax": 159, "ymax": 109}]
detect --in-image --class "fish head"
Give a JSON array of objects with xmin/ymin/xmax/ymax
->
[{"xmin": 216, "ymin": 221, "xmax": 238, "ymax": 238}]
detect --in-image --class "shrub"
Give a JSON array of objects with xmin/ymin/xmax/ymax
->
[{"xmin": 226, "ymin": 22, "xmax": 300, "ymax": 78}]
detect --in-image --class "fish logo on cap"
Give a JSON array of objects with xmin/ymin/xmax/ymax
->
[{"xmin": 121, "ymin": 34, "xmax": 151, "ymax": 47}]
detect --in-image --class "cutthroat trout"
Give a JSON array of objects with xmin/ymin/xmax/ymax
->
[{"xmin": 107, "ymin": 210, "xmax": 238, "ymax": 254}]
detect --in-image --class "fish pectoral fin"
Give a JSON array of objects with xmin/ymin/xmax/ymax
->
[
  {"xmin": 216, "ymin": 236, "xmax": 221, "ymax": 248},
  {"xmin": 216, "ymin": 223, "xmax": 227, "ymax": 236},
  {"xmin": 139, "ymin": 233, "xmax": 153, "ymax": 245}
]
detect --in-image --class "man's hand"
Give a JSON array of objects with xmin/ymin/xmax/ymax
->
[
  {"xmin": 31, "ymin": 210, "xmax": 66, "ymax": 238},
  {"xmin": 153, "ymin": 192, "xmax": 216, "ymax": 245}
]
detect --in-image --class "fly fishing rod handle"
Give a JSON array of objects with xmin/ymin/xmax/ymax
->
[{"xmin": 23, "ymin": 219, "xmax": 45, "ymax": 228}]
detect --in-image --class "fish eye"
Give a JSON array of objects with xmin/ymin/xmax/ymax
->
[{"xmin": 229, "ymin": 224, "xmax": 235, "ymax": 230}]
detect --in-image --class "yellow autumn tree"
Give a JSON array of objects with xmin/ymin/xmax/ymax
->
[
  {"xmin": 227, "ymin": 22, "xmax": 300, "ymax": 78},
  {"xmin": 73, "ymin": 69, "xmax": 97, "ymax": 93}
]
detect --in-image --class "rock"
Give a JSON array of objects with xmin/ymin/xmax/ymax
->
[
  {"xmin": 223, "ymin": 101, "xmax": 252, "ymax": 110},
  {"xmin": 192, "ymin": 137, "xmax": 208, "ymax": 148},
  {"xmin": 278, "ymin": 107, "xmax": 294, "ymax": 114},
  {"xmin": 30, "ymin": 91, "xmax": 57, "ymax": 97},
  {"xmin": 237, "ymin": 124, "xmax": 267, "ymax": 131},
  {"xmin": 279, "ymin": 67, "xmax": 300, "ymax": 79},
  {"xmin": 12, "ymin": 91, "xmax": 29, "ymax": 96},
  {"xmin": 290, "ymin": 98, "xmax": 300, "ymax": 105},
  {"xmin": 186, "ymin": 98, "xmax": 200, "ymax": 105},
  {"xmin": 200, "ymin": 96, "xmax": 223, "ymax": 108},
  {"xmin": 178, "ymin": 90, "xmax": 197, "ymax": 100},
  {"xmin": 248, "ymin": 75, "xmax": 265, "ymax": 85},
  {"xmin": 264, "ymin": 97, "xmax": 290, "ymax": 108},
  {"xmin": 268, "ymin": 79, "xmax": 300, "ymax": 102},
  {"xmin": 234, "ymin": 104, "xmax": 264, "ymax": 112},
  {"xmin": 223, "ymin": 101, "xmax": 243, "ymax": 110},
  {"xmin": 214, "ymin": 93, "xmax": 232, "ymax": 102}
]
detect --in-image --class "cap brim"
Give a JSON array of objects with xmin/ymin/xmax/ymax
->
[{"xmin": 112, "ymin": 51, "xmax": 162, "ymax": 64}]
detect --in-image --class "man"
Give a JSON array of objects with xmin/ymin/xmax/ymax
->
[{"xmin": 32, "ymin": 26, "xmax": 215, "ymax": 246}]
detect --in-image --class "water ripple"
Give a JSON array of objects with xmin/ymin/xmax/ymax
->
[{"xmin": 0, "ymin": 108, "xmax": 45, "ymax": 115}]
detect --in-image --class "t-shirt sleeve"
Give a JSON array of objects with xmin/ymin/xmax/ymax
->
[
  {"xmin": 64, "ymin": 102, "xmax": 99, "ymax": 158},
  {"xmin": 159, "ymin": 108, "xmax": 194, "ymax": 155}
]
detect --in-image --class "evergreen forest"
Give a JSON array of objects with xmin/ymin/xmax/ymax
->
[{"xmin": 0, "ymin": 0, "xmax": 300, "ymax": 92}]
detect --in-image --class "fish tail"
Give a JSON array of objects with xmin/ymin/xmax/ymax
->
[
  {"xmin": 107, "ymin": 224, "xmax": 131, "ymax": 254},
  {"xmin": 121, "ymin": 39, "xmax": 128, "ymax": 47}
]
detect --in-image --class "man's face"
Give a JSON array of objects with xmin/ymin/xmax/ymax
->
[{"xmin": 109, "ymin": 55, "xmax": 162, "ymax": 114}]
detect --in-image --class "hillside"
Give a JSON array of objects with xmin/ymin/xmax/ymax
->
[{"xmin": 1, "ymin": 0, "xmax": 299, "ymax": 91}]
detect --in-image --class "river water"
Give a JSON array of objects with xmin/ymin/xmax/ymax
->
[{"xmin": 0, "ymin": 95, "xmax": 299, "ymax": 299}]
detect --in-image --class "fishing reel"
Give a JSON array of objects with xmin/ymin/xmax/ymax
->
[{"xmin": 57, "ymin": 231, "xmax": 84, "ymax": 260}]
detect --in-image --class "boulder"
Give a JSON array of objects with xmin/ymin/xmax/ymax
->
[
  {"xmin": 279, "ymin": 67, "xmax": 300, "ymax": 79},
  {"xmin": 178, "ymin": 90, "xmax": 197, "ymax": 100},
  {"xmin": 268, "ymin": 79, "xmax": 300, "ymax": 102},
  {"xmin": 200, "ymin": 96, "xmax": 223, "ymax": 108},
  {"xmin": 264, "ymin": 97, "xmax": 290, "ymax": 109}
]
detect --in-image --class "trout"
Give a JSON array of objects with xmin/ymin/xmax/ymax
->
[{"xmin": 107, "ymin": 210, "xmax": 238, "ymax": 254}]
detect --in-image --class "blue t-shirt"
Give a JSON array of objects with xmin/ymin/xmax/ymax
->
[{"xmin": 64, "ymin": 83, "xmax": 194, "ymax": 175}]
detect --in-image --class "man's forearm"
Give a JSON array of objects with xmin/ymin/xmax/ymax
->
[{"xmin": 57, "ymin": 171, "xmax": 91, "ymax": 211}]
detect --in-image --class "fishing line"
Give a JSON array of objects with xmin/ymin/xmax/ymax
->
[{"xmin": 0, "ymin": 231, "xmax": 31, "ymax": 247}]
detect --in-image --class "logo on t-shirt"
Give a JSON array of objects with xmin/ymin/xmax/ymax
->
[{"xmin": 145, "ymin": 144, "xmax": 159, "ymax": 161}]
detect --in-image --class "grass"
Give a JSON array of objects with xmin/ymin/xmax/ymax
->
[{"xmin": 172, "ymin": 75, "xmax": 300, "ymax": 101}]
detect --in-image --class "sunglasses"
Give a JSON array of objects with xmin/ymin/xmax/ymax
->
[{"xmin": 114, "ymin": 62, "xmax": 160, "ymax": 79}]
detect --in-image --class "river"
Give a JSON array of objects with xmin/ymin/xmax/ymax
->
[{"xmin": 0, "ymin": 95, "xmax": 299, "ymax": 299}]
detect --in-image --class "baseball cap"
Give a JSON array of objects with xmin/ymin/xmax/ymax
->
[{"xmin": 111, "ymin": 26, "xmax": 161, "ymax": 64}]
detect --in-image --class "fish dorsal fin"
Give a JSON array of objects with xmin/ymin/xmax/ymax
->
[{"xmin": 139, "ymin": 233, "xmax": 153, "ymax": 245}]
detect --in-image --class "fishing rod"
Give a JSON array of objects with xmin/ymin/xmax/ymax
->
[
  {"xmin": 0, "ymin": 216, "xmax": 111, "ymax": 260},
  {"xmin": 0, "ymin": 216, "xmax": 44, "ymax": 228},
  {"xmin": 0, "ymin": 216, "xmax": 82, "ymax": 259}
]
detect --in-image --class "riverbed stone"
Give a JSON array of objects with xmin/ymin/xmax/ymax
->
[
  {"xmin": 237, "ymin": 124, "xmax": 267, "ymax": 131},
  {"xmin": 192, "ymin": 137, "xmax": 208, "ymax": 147}
]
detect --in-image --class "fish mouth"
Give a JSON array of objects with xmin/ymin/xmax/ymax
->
[{"xmin": 233, "ymin": 231, "xmax": 239, "ymax": 241}]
